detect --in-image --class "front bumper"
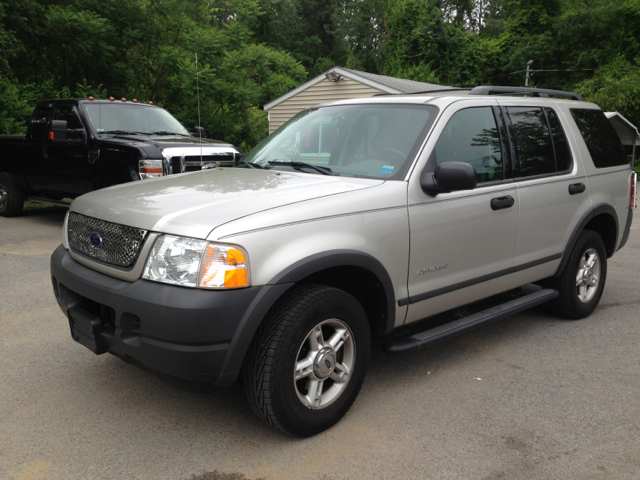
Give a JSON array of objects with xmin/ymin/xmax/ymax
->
[{"xmin": 50, "ymin": 246, "xmax": 288, "ymax": 385}]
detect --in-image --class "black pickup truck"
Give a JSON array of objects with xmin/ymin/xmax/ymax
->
[{"xmin": 0, "ymin": 98, "xmax": 241, "ymax": 216}]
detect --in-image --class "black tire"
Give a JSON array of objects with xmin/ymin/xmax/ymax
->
[
  {"xmin": 0, "ymin": 173, "xmax": 24, "ymax": 217},
  {"xmin": 243, "ymin": 284, "xmax": 371, "ymax": 437},
  {"xmin": 546, "ymin": 230, "xmax": 607, "ymax": 319}
]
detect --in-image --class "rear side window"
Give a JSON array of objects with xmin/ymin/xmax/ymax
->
[
  {"xmin": 507, "ymin": 107, "xmax": 555, "ymax": 177},
  {"xmin": 544, "ymin": 108, "xmax": 572, "ymax": 172},
  {"xmin": 570, "ymin": 109, "xmax": 627, "ymax": 168}
]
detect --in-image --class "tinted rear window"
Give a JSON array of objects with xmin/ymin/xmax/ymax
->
[
  {"xmin": 570, "ymin": 109, "xmax": 627, "ymax": 168},
  {"xmin": 544, "ymin": 107, "xmax": 572, "ymax": 172},
  {"xmin": 507, "ymin": 107, "xmax": 555, "ymax": 177}
]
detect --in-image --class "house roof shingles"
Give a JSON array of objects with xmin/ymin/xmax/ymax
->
[{"xmin": 340, "ymin": 67, "xmax": 449, "ymax": 94}]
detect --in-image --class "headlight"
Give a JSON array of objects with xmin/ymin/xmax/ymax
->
[
  {"xmin": 139, "ymin": 159, "xmax": 165, "ymax": 179},
  {"xmin": 142, "ymin": 235, "xmax": 250, "ymax": 289},
  {"xmin": 62, "ymin": 211, "xmax": 70, "ymax": 249}
]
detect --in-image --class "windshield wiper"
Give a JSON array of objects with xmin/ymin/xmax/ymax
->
[
  {"xmin": 151, "ymin": 131, "xmax": 190, "ymax": 137},
  {"xmin": 101, "ymin": 130, "xmax": 145, "ymax": 135},
  {"xmin": 268, "ymin": 161, "xmax": 335, "ymax": 176},
  {"xmin": 236, "ymin": 159, "xmax": 260, "ymax": 169}
]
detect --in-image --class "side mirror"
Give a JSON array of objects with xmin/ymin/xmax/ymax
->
[
  {"xmin": 51, "ymin": 120, "xmax": 68, "ymax": 139},
  {"xmin": 50, "ymin": 120, "xmax": 87, "ymax": 144},
  {"xmin": 421, "ymin": 161, "xmax": 477, "ymax": 195},
  {"xmin": 192, "ymin": 126, "xmax": 206, "ymax": 138}
]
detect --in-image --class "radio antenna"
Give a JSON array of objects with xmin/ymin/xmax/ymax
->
[{"xmin": 195, "ymin": 53, "xmax": 202, "ymax": 142}]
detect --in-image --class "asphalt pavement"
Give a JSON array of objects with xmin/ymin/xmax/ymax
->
[{"xmin": 1, "ymin": 206, "xmax": 639, "ymax": 480}]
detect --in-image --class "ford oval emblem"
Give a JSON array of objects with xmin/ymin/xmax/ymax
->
[
  {"xmin": 325, "ymin": 359, "xmax": 331, "ymax": 369},
  {"xmin": 89, "ymin": 233, "xmax": 102, "ymax": 246}
]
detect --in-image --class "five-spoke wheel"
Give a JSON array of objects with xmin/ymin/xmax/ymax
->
[
  {"xmin": 243, "ymin": 285, "xmax": 370, "ymax": 437},
  {"xmin": 546, "ymin": 230, "xmax": 607, "ymax": 319},
  {"xmin": 294, "ymin": 319, "xmax": 355, "ymax": 410},
  {"xmin": 576, "ymin": 247, "xmax": 601, "ymax": 304}
]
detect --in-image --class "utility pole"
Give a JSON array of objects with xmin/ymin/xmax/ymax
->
[{"xmin": 525, "ymin": 60, "xmax": 533, "ymax": 87}]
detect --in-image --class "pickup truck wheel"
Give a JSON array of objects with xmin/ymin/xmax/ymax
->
[
  {"xmin": 0, "ymin": 173, "xmax": 24, "ymax": 217},
  {"xmin": 243, "ymin": 284, "xmax": 371, "ymax": 437},
  {"xmin": 546, "ymin": 230, "xmax": 607, "ymax": 319}
]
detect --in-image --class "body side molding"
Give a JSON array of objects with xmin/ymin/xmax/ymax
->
[{"xmin": 398, "ymin": 253, "xmax": 562, "ymax": 307}]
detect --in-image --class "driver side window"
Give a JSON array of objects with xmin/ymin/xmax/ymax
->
[{"xmin": 435, "ymin": 107, "xmax": 503, "ymax": 184}]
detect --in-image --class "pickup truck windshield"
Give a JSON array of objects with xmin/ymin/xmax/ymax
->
[
  {"xmin": 244, "ymin": 104, "xmax": 436, "ymax": 180},
  {"xmin": 84, "ymin": 103, "xmax": 190, "ymax": 136}
]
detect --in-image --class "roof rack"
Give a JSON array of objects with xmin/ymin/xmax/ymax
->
[
  {"xmin": 468, "ymin": 86, "xmax": 585, "ymax": 101},
  {"xmin": 373, "ymin": 87, "xmax": 472, "ymax": 97}
]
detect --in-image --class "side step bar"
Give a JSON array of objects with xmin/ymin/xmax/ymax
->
[
  {"xmin": 27, "ymin": 197, "xmax": 71, "ymax": 208},
  {"xmin": 384, "ymin": 289, "xmax": 559, "ymax": 354}
]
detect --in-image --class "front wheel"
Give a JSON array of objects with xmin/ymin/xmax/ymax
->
[
  {"xmin": 546, "ymin": 230, "xmax": 607, "ymax": 319},
  {"xmin": 0, "ymin": 173, "xmax": 24, "ymax": 217},
  {"xmin": 243, "ymin": 284, "xmax": 371, "ymax": 437}
]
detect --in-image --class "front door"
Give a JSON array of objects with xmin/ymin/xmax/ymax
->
[
  {"xmin": 405, "ymin": 100, "xmax": 519, "ymax": 324},
  {"xmin": 45, "ymin": 104, "xmax": 91, "ymax": 196}
]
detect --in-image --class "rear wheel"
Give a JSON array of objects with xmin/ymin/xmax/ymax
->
[
  {"xmin": 546, "ymin": 230, "xmax": 607, "ymax": 319},
  {"xmin": 243, "ymin": 284, "xmax": 371, "ymax": 437},
  {"xmin": 0, "ymin": 173, "xmax": 24, "ymax": 217}
]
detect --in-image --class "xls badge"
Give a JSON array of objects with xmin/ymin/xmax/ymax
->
[
  {"xmin": 89, "ymin": 233, "xmax": 103, "ymax": 246},
  {"xmin": 417, "ymin": 263, "xmax": 448, "ymax": 275}
]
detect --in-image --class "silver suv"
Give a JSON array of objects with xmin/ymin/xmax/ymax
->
[{"xmin": 51, "ymin": 86, "xmax": 637, "ymax": 437}]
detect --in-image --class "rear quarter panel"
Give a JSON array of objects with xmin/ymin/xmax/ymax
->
[{"xmin": 558, "ymin": 103, "xmax": 632, "ymax": 249}]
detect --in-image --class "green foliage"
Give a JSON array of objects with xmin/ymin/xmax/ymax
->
[
  {"xmin": 1, "ymin": 0, "xmax": 639, "ymax": 149},
  {"xmin": 576, "ymin": 56, "xmax": 640, "ymax": 130}
]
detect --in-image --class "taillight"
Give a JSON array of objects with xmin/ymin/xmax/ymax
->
[{"xmin": 631, "ymin": 172, "xmax": 637, "ymax": 210}]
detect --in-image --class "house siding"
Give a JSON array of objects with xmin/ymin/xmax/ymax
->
[{"xmin": 267, "ymin": 77, "xmax": 385, "ymax": 133}]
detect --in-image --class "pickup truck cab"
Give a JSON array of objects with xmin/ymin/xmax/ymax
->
[
  {"xmin": 50, "ymin": 87, "xmax": 636, "ymax": 437},
  {"xmin": 0, "ymin": 98, "xmax": 241, "ymax": 216}
]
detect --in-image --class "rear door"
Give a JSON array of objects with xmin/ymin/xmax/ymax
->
[
  {"xmin": 498, "ymin": 100, "xmax": 591, "ymax": 275},
  {"xmin": 405, "ymin": 99, "xmax": 519, "ymax": 323}
]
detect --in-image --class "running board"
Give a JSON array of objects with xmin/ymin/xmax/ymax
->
[
  {"xmin": 27, "ymin": 197, "xmax": 71, "ymax": 207},
  {"xmin": 384, "ymin": 289, "xmax": 559, "ymax": 354}
]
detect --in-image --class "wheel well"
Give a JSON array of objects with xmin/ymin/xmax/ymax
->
[
  {"xmin": 299, "ymin": 266, "xmax": 388, "ymax": 337},
  {"xmin": 584, "ymin": 213, "xmax": 617, "ymax": 257}
]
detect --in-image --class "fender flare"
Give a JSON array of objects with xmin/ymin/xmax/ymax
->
[
  {"xmin": 554, "ymin": 203, "xmax": 618, "ymax": 277},
  {"xmin": 215, "ymin": 250, "xmax": 397, "ymax": 387},
  {"xmin": 270, "ymin": 249, "xmax": 397, "ymax": 334}
]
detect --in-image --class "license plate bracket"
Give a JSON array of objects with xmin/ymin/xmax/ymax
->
[{"xmin": 68, "ymin": 306, "xmax": 107, "ymax": 354}]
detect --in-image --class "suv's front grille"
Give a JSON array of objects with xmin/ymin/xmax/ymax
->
[{"xmin": 67, "ymin": 213, "xmax": 147, "ymax": 267}]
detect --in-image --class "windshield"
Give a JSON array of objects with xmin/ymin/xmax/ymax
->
[
  {"xmin": 244, "ymin": 104, "xmax": 436, "ymax": 179},
  {"xmin": 83, "ymin": 103, "xmax": 190, "ymax": 136}
]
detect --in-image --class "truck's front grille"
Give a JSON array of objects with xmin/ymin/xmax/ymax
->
[{"xmin": 67, "ymin": 212, "xmax": 147, "ymax": 267}]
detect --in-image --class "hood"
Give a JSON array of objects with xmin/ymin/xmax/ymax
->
[
  {"xmin": 101, "ymin": 134, "xmax": 234, "ymax": 149},
  {"xmin": 71, "ymin": 168, "xmax": 383, "ymax": 239}
]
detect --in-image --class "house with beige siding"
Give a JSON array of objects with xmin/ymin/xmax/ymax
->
[{"xmin": 263, "ymin": 67, "xmax": 448, "ymax": 134}]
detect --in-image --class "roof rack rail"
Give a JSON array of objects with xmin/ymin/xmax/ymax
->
[
  {"xmin": 373, "ymin": 87, "xmax": 472, "ymax": 97},
  {"xmin": 469, "ymin": 86, "xmax": 585, "ymax": 101}
]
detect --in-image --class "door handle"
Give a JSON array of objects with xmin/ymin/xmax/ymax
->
[
  {"xmin": 490, "ymin": 195, "xmax": 515, "ymax": 211},
  {"xmin": 569, "ymin": 182, "xmax": 586, "ymax": 195}
]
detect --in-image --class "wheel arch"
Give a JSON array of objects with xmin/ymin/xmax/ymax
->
[
  {"xmin": 268, "ymin": 250, "xmax": 396, "ymax": 338},
  {"xmin": 215, "ymin": 250, "xmax": 396, "ymax": 387},
  {"xmin": 554, "ymin": 203, "xmax": 619, "ymax": 277}
]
